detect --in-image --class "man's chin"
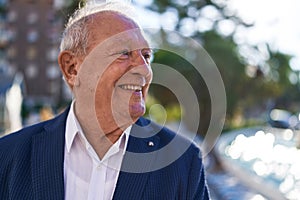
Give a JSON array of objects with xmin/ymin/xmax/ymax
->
[{"xmin": 129, "ymin": 107, "xmax": 145, "ymax": 121}]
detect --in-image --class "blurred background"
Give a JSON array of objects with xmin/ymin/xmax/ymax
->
[{"xmin": 0, "ymin": 0, "xmax": 300, "ymax": 199}]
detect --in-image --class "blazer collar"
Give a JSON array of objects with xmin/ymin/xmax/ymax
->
[
  {"xmin": 31, "ymin": 107, "xmax": 69, "ymax": 199},
  {"xmin": 113, "ymin": 117, "xmax": 161, "ymax": 199}
]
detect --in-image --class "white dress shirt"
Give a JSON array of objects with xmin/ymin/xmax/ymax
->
[{"xmin": 64, "ymin": 102, "xmax": 131, "ymax": 200}]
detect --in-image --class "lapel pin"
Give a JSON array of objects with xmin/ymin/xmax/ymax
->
[{"xmin": 148, "ymin": 141, "xmax": 154, "ymax": 147}]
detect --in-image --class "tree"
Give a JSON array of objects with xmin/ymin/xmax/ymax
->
[{"xmin": 137, "ymin": 0, "xmax": 297, "ymax": 134}]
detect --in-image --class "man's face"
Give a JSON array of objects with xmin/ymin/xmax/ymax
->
[{"xmin": 74, "ymin": 12, "xmax": 152, "ymax": 134}]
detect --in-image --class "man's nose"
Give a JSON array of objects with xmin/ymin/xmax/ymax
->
[{"xmin": 130, "ymin": 50, "xmax": 152, "ymax": 77}]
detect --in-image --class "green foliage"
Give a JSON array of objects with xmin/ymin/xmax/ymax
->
[
  {"xmin": 0, "ymin": 6, "xmax": 6, "ymax": 14},
  {"xmin": 145, "ymin": 94, "xmax": 182, "ymax": 124},
  {"xmin": 143, "ymin": 0, "xmax": 298, "ymax": 134}
]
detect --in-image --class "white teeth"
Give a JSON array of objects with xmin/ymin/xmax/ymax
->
[{"xmin": 120, "ymin": 85, "xmax": 142, "ymax": 91}]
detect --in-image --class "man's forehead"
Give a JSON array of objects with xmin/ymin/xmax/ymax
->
[
  {"xmin": 88, "ymin": 11, "xmax": 148, "ymax": 46},
  {"xmin": 90, "ymin": 11, "xmax": 138, "ymax": 28},
  {"xmin": 97, "ymin": 28, "xmax": 150, "ymax": 50},
  {"xmin": 111, "ymin": 31, "xmax": 148, "ymax": 45}
]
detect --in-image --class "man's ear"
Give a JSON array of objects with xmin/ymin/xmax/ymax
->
[{"xmin": 58, "ymin": 51, "xmax": 80, "ymax": 89}]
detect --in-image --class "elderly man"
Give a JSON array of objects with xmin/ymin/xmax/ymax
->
[{"xmin": 0, "ymin": 2, "xmax": 210, "ymax": 200}]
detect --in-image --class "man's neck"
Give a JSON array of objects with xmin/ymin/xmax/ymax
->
[{"xmin": 83, "ymin": 127, "xmax": 124, "ymax": 160}]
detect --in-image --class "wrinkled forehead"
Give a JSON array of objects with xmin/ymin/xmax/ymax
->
[
  {"xmin": 105, "ymin": 29, "xmax": 150, "ymax": 50},
  {"xmin": 88, "ymin": 11, "xmax": 150, "ymax": 51}
]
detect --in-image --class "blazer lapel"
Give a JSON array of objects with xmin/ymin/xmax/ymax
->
[
  {"xmin": 113, "ymin": 118, "xmax": 161, "ymax": 200},
  {"xmin": 31, "ymin": 109, "xmax": 68, "ymax": 200}
]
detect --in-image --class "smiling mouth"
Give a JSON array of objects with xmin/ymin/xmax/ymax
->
[{"xmin": 119, "ymin": 84, "xmax": 143, "ymax": 92}]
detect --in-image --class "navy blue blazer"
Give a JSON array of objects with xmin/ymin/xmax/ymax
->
[{"xmin": 0, "ymin": 108, "xmax": 210, "ymax": 199}]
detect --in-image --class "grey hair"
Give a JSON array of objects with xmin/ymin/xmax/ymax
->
[{"xmin": 60, "ymin": 1, "xmax": 139, "ymax": 56}]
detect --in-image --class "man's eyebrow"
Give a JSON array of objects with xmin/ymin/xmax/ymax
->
[{"xmin": 142, "ymin": 47, "xmax": 153, "ymax": 52}]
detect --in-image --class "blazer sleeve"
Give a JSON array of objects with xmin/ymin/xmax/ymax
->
[
  {"xmin": 187, "ymin": 146, "xmax": 210, "ymax": 200},
  {"xmin": 0, "ymin": 158, "xmax": 9, "ymax": 199}
]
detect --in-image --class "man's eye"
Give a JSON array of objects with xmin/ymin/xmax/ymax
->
[
  {"xmin": 111, "ymin": 50, "xmax": 130, "ymax": 59},
  {"xmin": 118, "ymin": 50, "xmax": 130, "ymax": 58},
  {"xmin": 143, "ymin": 50, "xmax": 153, "ymax": 62},
  {"xmin": 143, "ymin": 53, "xmax": 151, "ymax": 59}
]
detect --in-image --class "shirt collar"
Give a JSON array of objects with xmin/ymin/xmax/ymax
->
[
  {"xmin": 101, "ymin": 126, "xmax": 131, "ymax": 161},
  {"xmin": 65, "ymin": 101, "xmax": 83, "ymax": 153},
  {"xmin": 65, "ymin": 101, "xmax": 131, "ymax": 157}
]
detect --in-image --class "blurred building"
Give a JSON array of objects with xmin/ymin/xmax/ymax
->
[
  {"xmin": 0, "ymin": 73, "xmax": 13, "ymax": 134},
  {"xmin": 0, "ymin": 70, "xmax": 23, "ymax": 134},
  {"xmin": 0, "ymin": 0, "xmax": 70, "ymax": 108}
]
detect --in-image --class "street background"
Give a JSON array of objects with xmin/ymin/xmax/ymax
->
[{"xmin": 1, "ymin": 0, "xmax": 300, "ymax": 199}]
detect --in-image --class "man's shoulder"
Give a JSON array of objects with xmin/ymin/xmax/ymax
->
[
  {"xmin": 0, "ymin": 108, "xmax": 69, "ymax": 153},
  {"xmin": 129, "ymin": 117, "xmax": 203, "ymax": 175},
  {"xmin": 0, "ymin": 121, "xmax": 47, "ymax": 169},
  {"xmin": 0, "ymin": 120, "xmax": 47, "ymax": 146},
  {"xmin": 136, "ymin": 117, "xmax": 201, "ymax": 156}
]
